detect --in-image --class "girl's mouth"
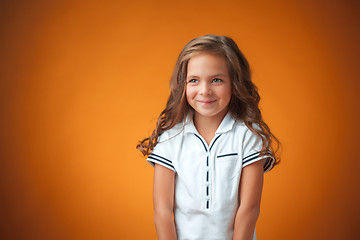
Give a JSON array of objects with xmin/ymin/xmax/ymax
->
[{"xmin": 197, "ymin": 100, "xmax": 217, "ymax": 104}]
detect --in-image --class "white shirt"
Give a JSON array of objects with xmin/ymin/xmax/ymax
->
[{"xmin": 147, "ymin": 112, "xmax": 275, "ymax": 240}]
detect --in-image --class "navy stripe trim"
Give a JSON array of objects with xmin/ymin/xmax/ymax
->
[
  {"xmin": 264, "ymin": 156, "xmax": 275, "ymax": 170},
  {"xmin": 264, "ymin": 157, "xmax": 272, "ymax": 169},
  {"xmin": 209, "ymin": 134, "xmax": 222, "ymax": 151},
  {"xmin": 243, "ymin": 153, "xmax": 273, "ymax": 166},
  {"xmin": 150, "ymin": 153, "xmax": 172, "ymax": 164},
  {"xmin": 148, "ymin": 156, "xmax": 174, "ymax": 170},
  {"xmin": 243, "ymin": 150, "xmax": 272, "ymax": 161},
  {"xmin": 243, "ymin": 152, "xmax": 258, "ymax": 161},
  {"xmin": 149, "ymin": 155, "xmax": 172, "ymax": 167},
  {"xmin": 217, "ymin": 153, "xmax": 238, "ymax": 158},
  {"xmin": 194, "ymin": 134, "xmax": 207, "ymax": 152},
  {"xmin": 243, "ymin": 155, "xmax": 260, "ymax": 165}
]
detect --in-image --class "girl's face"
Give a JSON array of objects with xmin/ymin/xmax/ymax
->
[{"xmin": 186, "ymin": 53, "xmax": 232, "ymax": 122}]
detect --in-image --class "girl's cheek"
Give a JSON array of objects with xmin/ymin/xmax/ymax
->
[
  {"xmin": 186, "ymin": 86, "xmax": 195, "ymax": 98},
  {"xmin": 185, "ymin": 86, "xmax": 193, "ymax": 98}
]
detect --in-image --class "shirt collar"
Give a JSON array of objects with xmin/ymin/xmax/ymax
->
[
  {"xmin": 183, "ymin": 111, "xmax": 236, "ymax": 134},
  {"xmin": 183, "ymin": 112, "xmax": 197, "ymax": 134}
]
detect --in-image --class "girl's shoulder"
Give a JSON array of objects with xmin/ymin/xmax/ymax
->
[
  {"xmin": 231, "ymin": 120, "xmax": 264, "ymax": 142},
  {"xmin": 233, "ymin": 119, "xmax": 262, "ymax": 132},
  {"xmin": 232, "ymin": 119, "xmax": 249, "ymax": 132},
  {"xmin": 158, "ymin": 121, "xmax": 185, "ymax": 143}
]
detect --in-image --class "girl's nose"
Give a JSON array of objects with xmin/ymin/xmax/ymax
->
[{"xmin": 199, "ymin": 82, "xmax": 212, "ymax": 95}]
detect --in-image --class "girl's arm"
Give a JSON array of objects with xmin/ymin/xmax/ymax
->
[
  {"xmin": 153, "ymin": 163, "xmax": 177, "ymax": 240},
  {"xmin": 233, "ymin": 159, "xmax": 264, "ymax": 240}
]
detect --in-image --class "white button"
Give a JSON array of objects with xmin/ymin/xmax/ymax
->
[
  {"xmin": 206, "ymin": 182, "xmax": 209, "ymax": 186},
  {"xmin": 206, "ymin": 167, "xmax": 209, "ymax": 171},
  {"xmin": 206, "ymin": 196, "xmax": 210, "ymax": 200}
]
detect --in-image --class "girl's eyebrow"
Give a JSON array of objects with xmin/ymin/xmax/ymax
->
[{"xmin": 187, "ymin": 73, "xmax": 227, "ymax": 78}]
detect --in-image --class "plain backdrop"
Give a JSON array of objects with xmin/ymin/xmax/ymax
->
[{"xmin": 0, "ymin": 0, "xmax": 359, "ymax": 239}]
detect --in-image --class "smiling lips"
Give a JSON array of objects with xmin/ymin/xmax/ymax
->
[{"xmin": 197, "ymin": 99, "xmax": 217, "ymax": 104}]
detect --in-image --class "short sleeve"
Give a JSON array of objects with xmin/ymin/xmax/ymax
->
[
  {"xmin": 242, "ymin": 127, "xmax": 275, "ymax": 173},
  {"xmin": 146, "ymin": 132, "xmax": 176, "ymax": 172}
]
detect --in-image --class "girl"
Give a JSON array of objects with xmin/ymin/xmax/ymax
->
[{"xmin": 137, "ymin": 35, "xmax": 281, "ymax": 240}]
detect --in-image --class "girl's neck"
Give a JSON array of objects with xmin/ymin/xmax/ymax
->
[{"xmin": 193, "ymin": 110, "xmax": 228, "ymax": 145}]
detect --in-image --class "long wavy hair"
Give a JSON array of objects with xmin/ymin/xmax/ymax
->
[{"xmin": 137, "ymin": 34, "xmax": 281, "ymax": 169}]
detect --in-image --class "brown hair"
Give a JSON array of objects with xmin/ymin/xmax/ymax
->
[{"xmin": 137, "ymin": 34, "xmax": 281, "ymax": 169}]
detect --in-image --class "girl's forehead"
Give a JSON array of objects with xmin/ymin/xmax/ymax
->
[
  {"xmin": 188, "ymin": 52, "xmax": 226, "ymax": 63},
  {"xmin": 188, "ymin": 51, "xmax": 225, "ymax": 60},
  {"xmin": 187, "ymin": 53, "xmax": 229, "ymax": 75}
]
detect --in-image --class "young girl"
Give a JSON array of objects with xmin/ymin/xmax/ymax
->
[{"xmin": 137, "ymin": 35, "xmax": 280, "ymax": 240}]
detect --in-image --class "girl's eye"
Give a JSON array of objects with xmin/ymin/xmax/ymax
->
[
  {"xmin": 213, "ymin": 78, "xmax": 223, "ymax": 83},
  {"xmin": 188, "ymin": 79, "xmax": 198, "ymax": 83}
]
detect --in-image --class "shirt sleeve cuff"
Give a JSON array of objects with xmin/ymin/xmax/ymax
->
[
  {"xmin": 147, "ymin": 153, "xmax": 176, "ymax": 172},
  {"xmin": 242, "ymin": 150, "xmax": 275, "ymax": 172}
]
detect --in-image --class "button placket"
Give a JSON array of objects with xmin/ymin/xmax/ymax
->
[
  {"xmin": 194, "ymin": 133, "xmax": 222, "ymax": 210},
  {"xmin": 205, "ymin": 153, "xmax": 209, "ymax": 209}
]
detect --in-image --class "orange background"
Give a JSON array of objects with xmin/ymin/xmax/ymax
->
[{"xmin": 1, "ymin": 0, "xmax": 359, "ymax": 239}]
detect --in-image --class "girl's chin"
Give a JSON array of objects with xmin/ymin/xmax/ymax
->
[{"xmin": 194, "ymin": 111, "xmax": 225, "ymax": 119}]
